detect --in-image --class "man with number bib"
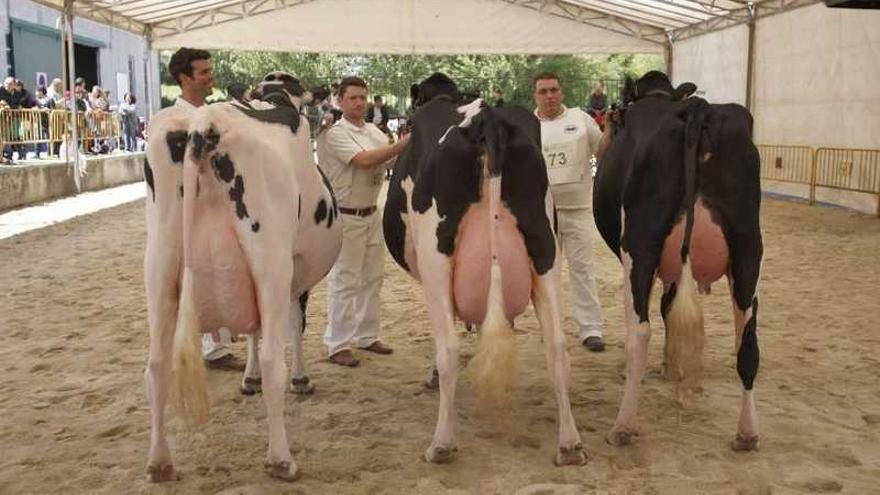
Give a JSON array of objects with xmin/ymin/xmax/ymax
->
[
  {"xmin": 533, "ymin": 72, "xmax": 606, "ymax": 352},
  {"xmin": 317, "ymin": 76, "xmax": 410, "ymax": 367}
]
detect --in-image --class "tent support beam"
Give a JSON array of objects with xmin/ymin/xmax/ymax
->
[{"xmin": 745, "ymin": 2, "xmax": 756, "ymax": 110}]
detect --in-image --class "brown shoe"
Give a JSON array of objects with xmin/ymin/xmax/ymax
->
[
  {"xmin": 205, "ymin": 353, "xmax": 246, "ymax": 371},
  {"xmin": 328, "ymin": 350, "xmax": 360, "ymax": 367},
  {"xmin": 361, "ymin": 341, "xmax": 393, "ymax": 355}
]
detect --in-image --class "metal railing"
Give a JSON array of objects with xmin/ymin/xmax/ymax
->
[
  {"xmin": 757, "ymin": 144, "xmax": 880, "ymax": 218},
  {"xmin": 0, "ymin": 108, "xmax": 123, "ymax": 158}
]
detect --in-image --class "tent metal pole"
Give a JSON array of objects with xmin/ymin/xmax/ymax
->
[{"xmin": 745, "ymin": 2, "xmax": 757, "ymax": 111}]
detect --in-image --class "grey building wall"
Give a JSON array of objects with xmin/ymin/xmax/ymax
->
[{"xmin": 0, "ymin": 0, "xmax": 160, "ymax": 117}]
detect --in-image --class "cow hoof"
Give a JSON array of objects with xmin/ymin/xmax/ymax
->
[
  {"xmin": 554, "ymin": 443, "xmax": 588, "ymax": 466},
  {"xmin": 424, "ymin": 444, "xmax": 457, "ymax": 464},
  {"xmin": 240, "ymin": 377, "xmax": 262, "ymax": 395},
  {"xmin": 264, "ymin": 460, "xmax": 299, "ymax": 481},
  {"xmin": 731, "ymin": 434, "xmax": 760, "ymax": 452},
  {"xmin": 290, "ymin": 376, "xmax": 315, "ymax": 395},
  {"xmin": 423, "ymin": 369, "xmax": 439, "ymax": 390},
  {"xmin": 606, "ymin": 428, "xmax": 639, "ymax": 446},
  {"xmin": 146, "ymin": 463, "xmax": 180, "ymax": 483}
]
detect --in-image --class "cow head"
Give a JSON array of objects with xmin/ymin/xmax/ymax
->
[
  {"xmin": 611, "ymin": 71, "xmax": 699, "ymax": 137},
  {"xmin": 412, "ymin": 72, "xmax": 461, "ymax": 109},
  {"xmin": 254, "ymin": 71, "xmax": 307, "ymax": 110}
]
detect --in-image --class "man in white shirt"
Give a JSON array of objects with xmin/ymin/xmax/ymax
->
[
  {"xmin": 168, "ymin": 47, "xmax": 242, "ymax": 370},
  {"xmin": 534, "ymin": 72, "xmax": 606, "ymax": 352},
  {"xmin": 317, "ymin": 76, "xmax": 409, "ymax": 367}
]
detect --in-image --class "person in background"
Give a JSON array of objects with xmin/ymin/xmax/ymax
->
[
  {"xmin": 492, "ymin": 88, "xmax": 505, "ymax": 107},
  {"xmin": 118, "ymin": 92, "xmax": 140, "ymax": 152},
  {"xmin": 167, "ymin": 47, "xmax": 243, "ymax": 370},
  {"xmin": 317, "ymin": 76, "xmax": 409, "ymax": 367},
  {"xmin": 366, "ymin": 95, "xmax": 389, "ymax": 134},
  {"xmin": 533, "ymin": 72, "xmax": 606, "ymax": 353}
]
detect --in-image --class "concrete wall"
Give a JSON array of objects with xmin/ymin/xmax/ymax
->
[
  {"xmin": 0, "ymin": 0, "xmax": 160, "ymax": 118},
  {"xmin": 673, "ymin": 24, "xmax": 749, "ymax": 106},
  {"xmin": 672, "ymin": 4, "xmax": 880, "ymax": 149},
  {"xmin": 752, "ymin": 3, "xmax": 880, "ymax": 149},
  {"xmin": 0, "ymin": 153, "xmax": 145, "ymax": 211}
]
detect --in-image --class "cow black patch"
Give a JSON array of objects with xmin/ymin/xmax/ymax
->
[
  {"xmin": 212, "ymin": 153, "xmax": 235, "ymax": 183},
  {"xmin": 166, "ymin": 131, "xmax": 188, "ymax": 164},
  {"xmin": 229, "ymin": 175, "xmax": 250, "ymax": 221},
  {"xmin": 189, "ymin": 126, "xmax": 219, "ymax": 161},
  {"xmin": 384, "ymin": 98, "xmax": 464, "ymax": 272},
  {"xmin": 232, "ymin": 105, "xmax": 301, "ymax": 135},
  {"xmin": 143, "ymin": 157, "xmax": 155, "ymax": 201},
  {"xmin": 314, "ymin": 198, "xmax": 328, "ymax": 224},
  {"xmin": 736, "ymin": 298, "xmax": 759, "ymax": 390},
  {"xmin": 298, "ymin": 291, "xmax": 309, "ymax": 333}
]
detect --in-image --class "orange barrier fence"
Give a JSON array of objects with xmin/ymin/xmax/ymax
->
[
  {"xmin": 0, "ymin": 108, "xmax": 122, "ymax": 157},
  {"xmin": 757, "ymin": 144, "xmax": 880, "ymax": 218}
]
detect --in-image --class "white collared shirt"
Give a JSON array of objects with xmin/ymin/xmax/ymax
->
[
  {"xmin": 316, "ymin": 117, "xmax": 389, "ymax": 209},
  {"xmin": 536, "ymin": 105, "xmax": 602, "ymax": 209},
  {"xmin": 173, "ymin": 97, "xmax": 200, "ymax": 113}
]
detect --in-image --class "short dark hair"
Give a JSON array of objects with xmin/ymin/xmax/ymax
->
[
  {"xmin": 169, "ymin": 47, "xmax": 211, "ymax": 86},
  {"xmin": 338, "ymin": 76, "xmax": 367, "ymax": 99},
  {"xmin": 373, "ymin": 95, "xmax": 382, "ymax": 103},
  {"xmin": 532, "ymin": 71, "xmax": 561, "ymax": 89}
]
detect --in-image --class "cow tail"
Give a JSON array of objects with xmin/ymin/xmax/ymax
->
[
  {"xmin": 664, "ymin": 104, "xmax": 708, "ymax": 400},
  {"xmin": 171, "ymin": 139, "xmax": 209, "ymax": 426},
  {"xmin": 664, "ymin": 258, "xmax": 704, "ymax": 400},
  {"xmin": 472, "ymin": 114, "xmax": 518, "ymax": 408}
]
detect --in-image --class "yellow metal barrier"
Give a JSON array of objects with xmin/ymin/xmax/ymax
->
[
  {"xmin": 756, "ymin": 144, "xmax": 815, "ymax": 195},
  {"xmin": 815, "ymin": 147, "xmax": 880, "ymax": 217},
  {"xmin": 0, "ymin": 108, "xmax": 122, "ymax": 158},
  {"xmin": 757, "ymin": 144, "xmax": 880, "ymax": 217}
]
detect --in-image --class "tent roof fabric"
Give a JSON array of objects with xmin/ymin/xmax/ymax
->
[{"xmin": 32, "ymin": 0, "xmax": 821, "ymax": 52}]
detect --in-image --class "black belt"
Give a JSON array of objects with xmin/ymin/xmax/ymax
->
[{"xmin": 338, "ymin": 205, "xmax": 377, "ymax": 217}]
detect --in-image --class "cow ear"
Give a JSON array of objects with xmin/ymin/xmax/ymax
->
[
  {"xmin": 674, "ymin": 82, "xmax": 698, "ymax": 101},
  {"xmin": 622, "ymin": 77, "xmax": 636, "ymax": 105}
]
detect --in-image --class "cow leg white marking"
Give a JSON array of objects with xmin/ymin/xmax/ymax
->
[
  {"xmin": 607, "ymin": 250, "xmax": 652, "ymax": 446},
  {"xmin": 729, "ymin": 278, "xmax": 760, "ymax": 451},
  {"xmin": 288, "ymin": 299, "xmax": 313, "ymax": 395},
  {"xmin": 532, "ymin": 270, "xmax": 586, "ymax": 466},
  {"xmin": 418, "ymin": 248, "xmax": 459, "ymax": 463},
  {"xmin": 144, "ymin": 247, "xmax": 180, "ymax": 482},
  {"xmin": 240, "ymin": 335, "xmax": 262, "ymax": 395},
  {"xmin": 252, "ymin": 253, "xmax": 298, "ymax": 481}
]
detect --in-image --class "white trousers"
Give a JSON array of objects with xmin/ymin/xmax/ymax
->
[
  {"xmin": 556, "ymin": 207, "xmax": 604, "ymax": 341},
  {"xmin": 323, "ymin": 211, "xmax": 385, "ymax": 356}
]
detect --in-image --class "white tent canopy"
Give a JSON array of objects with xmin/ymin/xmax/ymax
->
[{"xmin": 30, "ymin": 0, "xmax": 821, "ymax": 55}]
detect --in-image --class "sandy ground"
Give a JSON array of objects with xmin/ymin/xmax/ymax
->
[{"xmin": 1, "ymin": 197, "xmax": 879, "ymax": 495}]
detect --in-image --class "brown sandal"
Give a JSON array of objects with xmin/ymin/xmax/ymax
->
[{"xmin": 328, "ymin": 350, "xmax": 360, "ymax": 367}]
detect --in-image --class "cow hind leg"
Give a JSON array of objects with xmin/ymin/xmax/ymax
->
[
  {"xmin": 730, "ymin": 275, "xmax": 760, "ymax": 451},
  {"xmin": 418, "ymin": 252, "xmax": 459, "ymax": 463},
  {"xmin": 240, "ymin": 335, "xmax": 262, "ymax": 395},
  {"xmin": 532, "ymin": 270, "xmax": 586, "ymax": 466},
  {"xmin": 144, "ymin": 255, "xmax": 181, "ymax": 482},
  {"xmin": 289, "ymin": 293, "xmax": 314, "ymax": 395},
  {"xmin": 608, "ymin": 251, "xmax": 654, "ymax": 446},
  {"xmin": 253, "ymin": 254, "xmax": 298, "ymax": 481}
]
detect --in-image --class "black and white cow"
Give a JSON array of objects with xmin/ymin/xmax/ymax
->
[
  {"xmin": 593, "ymin": 71, "xmax": 763, "ymax": 450},
  {"xmin": 384, "ymin": 75, "xmax": 586, "ymax": 466},
  {"xmin": 143, "ymin": 72, "xmax": 341, "ymax": 482}
]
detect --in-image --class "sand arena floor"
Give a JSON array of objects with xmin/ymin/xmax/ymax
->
[{"xmin": 0, "ymin": 196, "xmax": 878, "ymax": 494}]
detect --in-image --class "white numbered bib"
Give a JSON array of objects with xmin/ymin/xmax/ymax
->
[{"xmin": 543, "ymin": 140, "xmax": 583, "ymax": 185}]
